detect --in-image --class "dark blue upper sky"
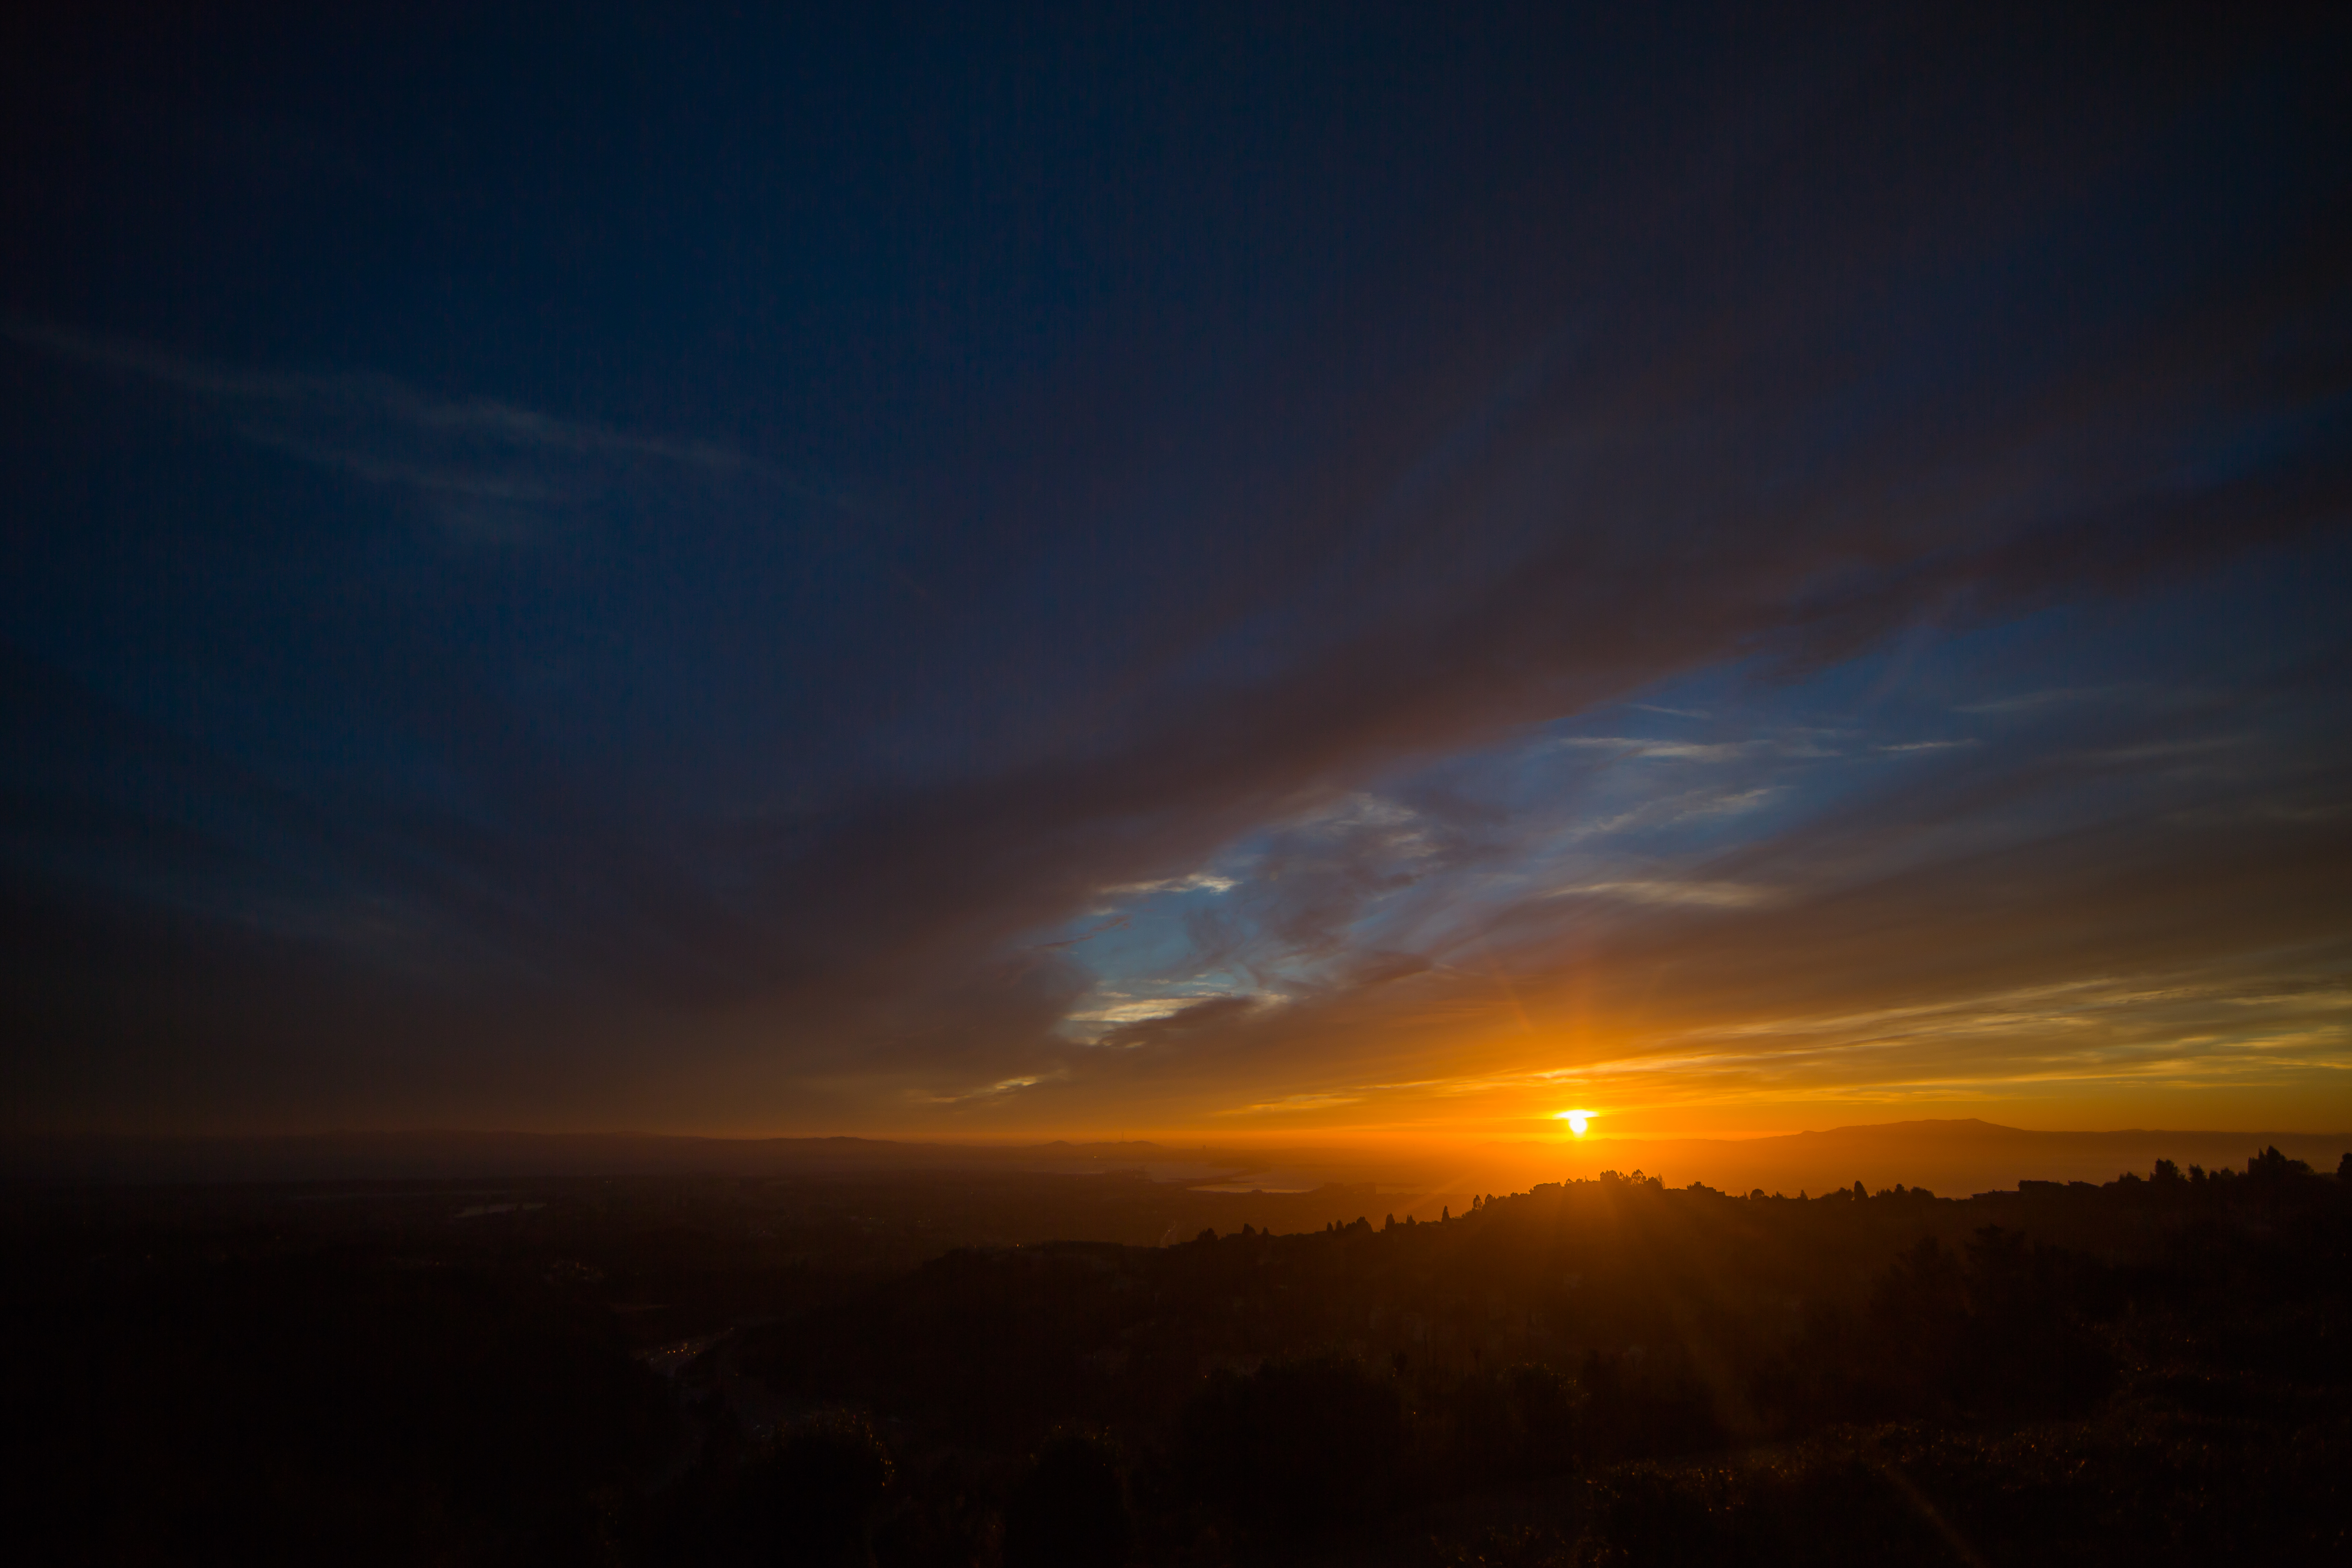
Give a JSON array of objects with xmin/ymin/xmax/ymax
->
[{"xmin": 4, "ymin": 3, "xmax": 2348, "ymax": 1136}]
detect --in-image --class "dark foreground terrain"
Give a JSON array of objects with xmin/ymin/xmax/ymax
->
[{"xmin": 4, "ymin": 1149, "xmax": 2347, "ymax": 1565}]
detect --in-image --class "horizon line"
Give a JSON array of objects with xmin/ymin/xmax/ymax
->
[{"xmin": 11, "ymin": 1117, "xmax": 2352, "ymax": 1145}]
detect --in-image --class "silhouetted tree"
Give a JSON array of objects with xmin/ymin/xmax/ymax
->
[
  {"xmin": 2247, "ymin": 1145, "xmax": 2312, "ymax": 1188},
  {"xmin": 1002, "ymin": 1431, "xmax": 1129, "ymax": 1568},
  {"xmin": 702, "ymin": 1412, "xmax": 892, "ymax": 1567},
  {"xmin": 1955, "ymin": 1227, "xmax": 2113, "ymax": 1415},
  {"xmin": 1445, "ymin": 1364, "xmax": 1581, "ymax": 1486},
  {"xmin": 1181, "ymin": 1356, "xmax": 1403, "ymax": 1539},
  {"xmin": 1874, "ymin": 1236, "xmax": 1968, "ymax": 1341},
  {"xmin": 1576, "ymin": 1345, "xmax": 1719, "ymax": 1462}
]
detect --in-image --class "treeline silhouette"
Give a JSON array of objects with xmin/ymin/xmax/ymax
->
[{"xmin": 5, "ymin": 1148, "xmax": 2348, "ymax": 1563}]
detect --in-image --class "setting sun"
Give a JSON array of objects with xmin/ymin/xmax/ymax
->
[{"xmin": 1555, "ymin": 1109, "xmax": 1594, "ymax": 1136}]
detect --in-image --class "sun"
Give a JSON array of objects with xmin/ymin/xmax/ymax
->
[{"xmin": 1554, "ymin": 1109, "xmax": 1593, "ymax": 1137}]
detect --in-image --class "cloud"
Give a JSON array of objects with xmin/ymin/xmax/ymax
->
[
  {"xmin": 1552, "ymin": 880, "xmax": 1780, "ymax": 909},
  {"xmin": 1548, "ymin": 737, "xmax": 1766, "ymax": 763},
  {"xmin": 1066, "ymin": 996, "xmax": 1213, "ymax": 1027},
  {"xmin": 3, "ymin": 319, "xmax": 814, "ymax": 542},
  {"xmin": 1953, "ymin": 687, "xmax": 2120, "ymax": 715},
  {"xmin": 3, "ymin": 6, "xmax": 2348, "ymax": 1132},
  {"xmin": 1100, "ymin": 871, "xmax": 1238, "ymax": 898},
  {"xmin": 1220, "ymin": 1092, "xmax": 1367, "ymax": 1115},
  {"xmin": 918, "ymin": 1073, "xmax": 1057, "ymax": 1107}
]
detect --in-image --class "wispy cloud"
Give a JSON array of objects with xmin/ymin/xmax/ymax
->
[
  {"xmin": 1955, "ymin": 686, "xmax": 2127, "ymax": 715},
  {"xmin": 1549, "ymin": 879, "xmax": 1778, "ymax": 908},
  {"xmin": 919, "ymin": 1073, "xmax": 1056, "ymax": 1106},
  {"xmin": 1220, "ymin": 1092, "xmax": 1366, "ymax": 1115},
  {"xmin": 1067, "ymin": 996, "xmax": 1212, "ymax": 1026},
  {"xmin": 1101, "ymin": 871, "xmax": 1238, "ymax": 897},
  {"xmin": 4, "ymin": 319, "xmax": 819, "ymax": 541},
  {"xmin": 1548, "ymin": 737, "xmax": 1764, "ymax": 763}
]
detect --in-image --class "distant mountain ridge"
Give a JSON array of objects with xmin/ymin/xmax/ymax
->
[
  {"xmin": 0, "ymin": 1129, "xmax": 1211, "ymax": 1185},
  {"xmin": 4, "ymin": 1118, "xmax": 2346, "ymax": 1195}
]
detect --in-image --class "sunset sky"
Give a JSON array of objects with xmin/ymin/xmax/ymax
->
[{"xmin": 4, "ymin": 4, "xmax": 2348, "ymax": 1142}]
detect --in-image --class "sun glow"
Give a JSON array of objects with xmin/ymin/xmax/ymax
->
[{"xmin": 1555, "ymin": 1109, "xmax": 1594, "ymax": 1136}]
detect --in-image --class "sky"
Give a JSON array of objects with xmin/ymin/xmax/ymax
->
[{"xmin": 3, "ymin": 3, "xmax": 2349, "ymax": 1143}]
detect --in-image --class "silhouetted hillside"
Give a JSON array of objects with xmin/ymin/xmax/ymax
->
[{"xmin": 4, "ymin": 1145, "xmax": 2348, "ymax": 1563}]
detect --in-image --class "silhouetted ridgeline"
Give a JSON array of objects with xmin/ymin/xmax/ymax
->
[
  {"xmin": 1543, "ymin": 1118, "xmax": 2352, "ymax": 1200},
  {"xmin": 4, "ymin": 1147, "xmax": 2348, "ymax": 1563},
  {"xmin": 13, "ymin": 1120, "xmax": 2350, "ymax": 1202}
]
